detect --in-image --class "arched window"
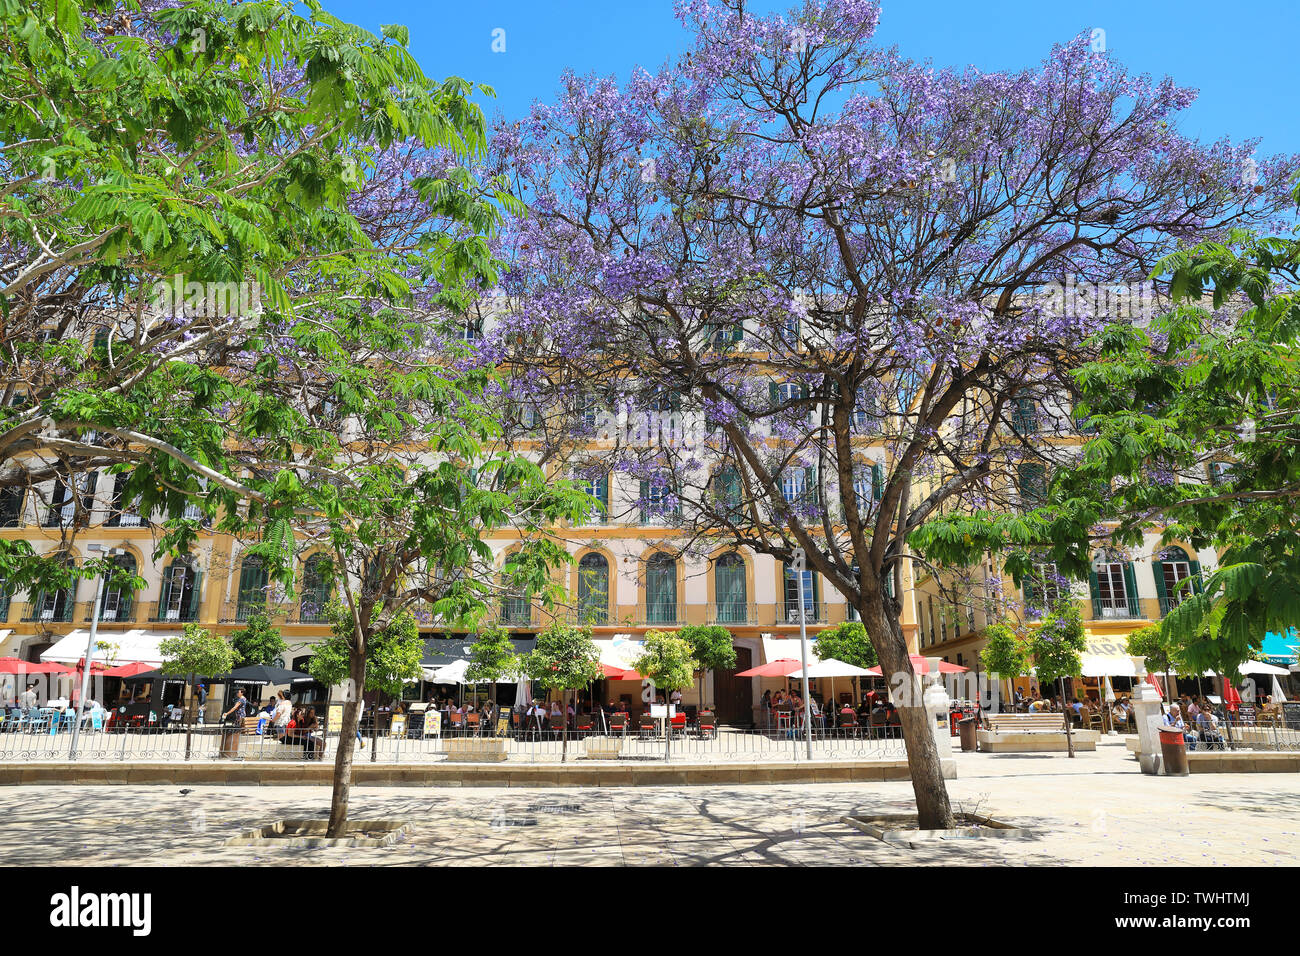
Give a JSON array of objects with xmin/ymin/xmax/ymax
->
[
  {"xmin": 714, "ymin": 553, "xmax": 747, "ymax": 623},
  {"xmin": 235, "ymin": 555, "xmax": 268, "ymax": 621},
  {"xmin": 782, "ymin": 562, "xmax": 820, "ymax": 623},
  {"xmin": 1154, "ymin": 547, "xmax": 1201, "ymax": 616},
  {"xmin": 99, "ymin": 552, "xmax": 138, "ymax": 622},
  {"xmin": 645, "ymin": 553, "xmax": 678, "ymax": 624},
  {"xmin": 300, "ymin": 554, "xmax": 332, "ymax": 623},
  {"xmin": 30, "ymin": 553, "xmax": 75, "ymax": 623},
  {"xmin": 576, "ymin": 552, "xmax": 610, "ymax": 625},
  {"xmin": 159, "ymin": 556, "xmax": 202, "ymax": 622},
  {"xmin": 499, "ymin": 557, "xmax": 531, "ymax": 627},
  {"xmin": 1090, "ymin": 550, "xmax": 1137, "ymax": 619}
]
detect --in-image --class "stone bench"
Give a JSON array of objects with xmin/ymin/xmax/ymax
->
[{"xmin": 978, "ymin": 714, "xmax": 1099, "ymax": 753}]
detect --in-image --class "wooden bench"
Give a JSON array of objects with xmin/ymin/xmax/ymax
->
[{"xmin": 978, "ymin": 713, "xmax": 1098, "ymax": 753}]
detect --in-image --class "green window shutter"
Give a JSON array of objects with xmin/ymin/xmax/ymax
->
[
  {"xmin": 1153, "ymin": 560, "xmax": 1169, "ymax": 617},
  {"xmin": 769, "ymin": 382, "xmax": 779, "ymax": 406},
  {"xmin": 1121, "ymin": 562, "xmax": 1139, "ymax": 617},
  {"xmin": 1188, "ymin": 558, "xmax": 1203, "ymax": 594},
  {"xmin": 1088, "ymin": 566, "xmax": 1102, "ymax": 619},
  {"xmin": 871, "ymin": 462, "xmax": 884, "ymax": 500},
  {"xmin": 598, "ymin": 475, "xmax": 609, "ymax": 521},
  {"xmin": 639, "ymin": 479, "xmax": 649, "ymax": 524},
  {"xmin": 186, "ymin": 570, "xmax": 204, "ymax": 621}
]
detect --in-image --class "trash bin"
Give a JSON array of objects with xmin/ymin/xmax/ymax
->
[
  {"xmin": 1158, "ymin": 728, "xmax": 1188, "ymax": 776},
  {"xmin": 958, "ymin": 717, "xmax": 978, "ymax": 752},
  {"xmin": 219, "ymin": 722, "xmax": 242, "ymax": 758}
]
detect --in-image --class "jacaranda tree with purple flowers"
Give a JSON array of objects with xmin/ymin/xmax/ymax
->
[{"xmin": 484, "ymin": 0, "xmax": 1298, "ymax": 827}]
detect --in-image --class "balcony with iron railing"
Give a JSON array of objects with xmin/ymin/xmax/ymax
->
[
  {"xmin": 20, "ymin": 600, "xmax": 76, "ymax": 623},
  {"xmin": 635, "ymin": 601, "xmax": 687, "ymax": 626},
  {"xmin": 706, "ymin": 601, "xmax": 759, "ymax": 625},
  {"xmin": 779, "ymin": 601, "xmax": 826, "ymax": 625}
]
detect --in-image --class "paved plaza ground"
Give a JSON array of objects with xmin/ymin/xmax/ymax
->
[{"xmin": 0, "ymin": 738, "xmax": 1295, "ymax": 866}]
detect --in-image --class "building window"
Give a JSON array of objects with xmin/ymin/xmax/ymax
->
[
  {"xmin": 106, "ymin": 473, "xmax": 145, "ymax": 528},
  {"xmin": 1017, "ymin": 463, "xmax": 1047, "ymax": 506},
  {"xmin": 639, "ymin": 478, "xmax": 679, "ymax": 524},
  {"xmin": 235, "ymin": 556, "xmax": 268, "ymax": 621},
  {"xmin": 1023, "ymin": 561, "xmax": 1061, "ymax": 613},
  {"xmin": 0, "ymin": 487, "xmax": 23, "ymax": 527},
  {"xmin": 98, "ymin": 553, "xmax": 138, "ymax": 622},
  {"xmin": 852, "ymin": 387, "xmax": 876, "ymax": 431},
  {"xmin": 45, "ymin": 472, "xmax": 97, "ymax": 527},
  {"xmin": 31, "ymin": 554, "xmax": 75, "ymax": 623},
  {"xmin": 160, "ymin": 558, "xmax": 202, "ymax": 622},
  {"xmin": 1090, "ymin": 551, "xmax": 1137, "ymax": 619},
  {"xmin": 1154, "ymin": 547, "xmax": 1200, "ymax": 616},
  {"xmin": 714, "ymin": 553, "xmax": 747, "ymax": 623},
  {"xmin": 299, "ymin": 555, "xmax": 332, "ymax": 623},
  {"xmin": 782, "ymin": 564, "xmax": 818, "ymax": 623},
  {"xmin": 576, "ymin": 553, "xmax": 610, "ymax": 625},
  {"xmin": 645, "ymin": 553, "xmax": 678, "ymax": 624},
  {"xmin": 575, "ymin": 469, "xmax": 609, "ymax": 525},
  {"xmin": 1011, "ymin": 397, "xmax": 1040, "ymax": 434}
]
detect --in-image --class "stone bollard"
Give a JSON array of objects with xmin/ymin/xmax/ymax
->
[
  {"xmin": 1129, "ymin": 655, "xmax": 1164, "ymax": 775},
  {"xmin": 924, "ymin": 657, "xmax": 954, "ymax": 764}
]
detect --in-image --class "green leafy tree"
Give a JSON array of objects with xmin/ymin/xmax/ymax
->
[
  {"xmin": 1028, "ymin": 602, "xmax": 1087, "ymax": 757},
  {"xmin": 814, "ymin": 621, "xmax": 879, "ymax": 669},
  {"xmin": 159, "ymin": 623, "xmax": 237, "ymax": 758},
  {"xmin": 676, "ymin": 624, "xmax": 736, "ymax": 713},
  {"xmin": 633, "ymin": 629, "xmax": 698, "ymax": 760},
  {"xmin": 523, "ymin": 621, "xmax": 602, "ymax": 761},
  {"xmin": 465, "ymin": 624, "xmax": 520, "ymax": 722},
  {"xmin": 228, "ymin": 609, "xmax": 287, "ymax": 667},
  {"xmin": 307, "ymin": 600, "xmax": 424, "ymax": 700},
  {"xmin": 980, "ymin": 623, "xmax": 1030, "ymax": 710}
]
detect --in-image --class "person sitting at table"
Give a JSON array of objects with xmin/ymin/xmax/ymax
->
[
  {"xmin": 1161, "ymin": 704, "xmax": 1197, "ymax": 750},
  {"xmin": 1195, "ymin": 706, "xmax": 1225, "ymax": 750}
]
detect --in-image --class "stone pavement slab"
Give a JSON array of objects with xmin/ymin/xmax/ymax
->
[{"xmin": 0, "ymin": 740, "xmax": 1294, "ymax": 866}]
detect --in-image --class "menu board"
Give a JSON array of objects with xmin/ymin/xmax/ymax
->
[
  {"xmin": 1283, "ymin": 701, "xmax": 1300, "ymax": 730},
  {"xmin": 390, "ymin": 714, "xmax": 407, "ymax": 738},
  {"xmin": 1237, "ymin": 705, "xmax": 1257, "ymax": 726},
  {"xmin": 327, "ymin": 704, "xmax": 343, "ymax": 731},
  {"xmin": 425, "ymin": 710, "xmax": 441, "ymax": 738}
]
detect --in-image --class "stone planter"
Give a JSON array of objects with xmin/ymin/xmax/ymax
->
[
  {"xmin": 582, "ymin": 736, "xmax": 624, "ymax": 759},
  {"xmin": 443, "ymin": 738, "xmax": 508, "ymax": 762},
  {"xmin": 226, "ymin": 819, "xmax": 410, "ymax": 848}
]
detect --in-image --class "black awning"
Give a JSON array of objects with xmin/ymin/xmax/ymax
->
[{"xmin": 420, "ymin": 635, "xmax": 536, "ymax": 668}]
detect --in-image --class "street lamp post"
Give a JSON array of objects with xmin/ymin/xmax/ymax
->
[
  {"xmin": 68, "ymin": 544, "xmax": 122, "ymax": 760},
  {"xmin": 793, "ymin": 547, "xmax": 813, "ymax": 760}
]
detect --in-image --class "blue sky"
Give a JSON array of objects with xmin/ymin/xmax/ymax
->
[{"xmin": 324, "ymin": 0, "xmax": 1298, "ymax": 156}]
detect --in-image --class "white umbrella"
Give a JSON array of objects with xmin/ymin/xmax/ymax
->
[
  {"xmin": 788, "ymin": 658, "xmax": 872, "ymax": 679},
  {"xmin": 1271, "ymin": 676, "xmax": 1288, "ymax": 702},
  {"xmin": 788, "ymin": 658, "xmax": 872, "ymax": 718},
  {"xmin": 429, "ymin": 659, "xmax": 469, "ymax": 685}
]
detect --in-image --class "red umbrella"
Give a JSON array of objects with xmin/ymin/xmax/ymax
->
[
  {"xmin": 103, "ymin": 661, "xmax": 154, "ymax": 678},
  {"xmin": 27, "ymin": 661, "xmax": 73, "ymax": 674},
  {"xmin": 599, "ymin": 663, "xmax": 629, "ymax": 679},
  {"xmin": 0, "ymin": 657, "xmax": 41, "ymax": 674},
  {"xmin": 735, "ymin": 658, "xmax": 803, "ymax": 678},
  {"xmin": 1145, "ymin": 672, "xmax": 1165, "ymax": 699},
  {"xmin": 613, "ymin": 667, "xmax": 644, "ymax": 681},
  {"xmin": 863, "ymin": 655, "xmax": 969, "ymax": 676},
  {"xmin": 1222, "ymin": 679, "xmax": 1241, "ymax": 711}
]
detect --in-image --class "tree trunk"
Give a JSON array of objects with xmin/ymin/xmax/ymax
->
[
  {"xmin": 862, "ymin": 593, "xmax": 955, "ymax": 830},
  {"xmin": 1058, "ymin": 676, "xmax": 1075, "ymax": 758},
  {"xmin": 326, "ymin": 650, "xmax": 367, "ymax": 838}
]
